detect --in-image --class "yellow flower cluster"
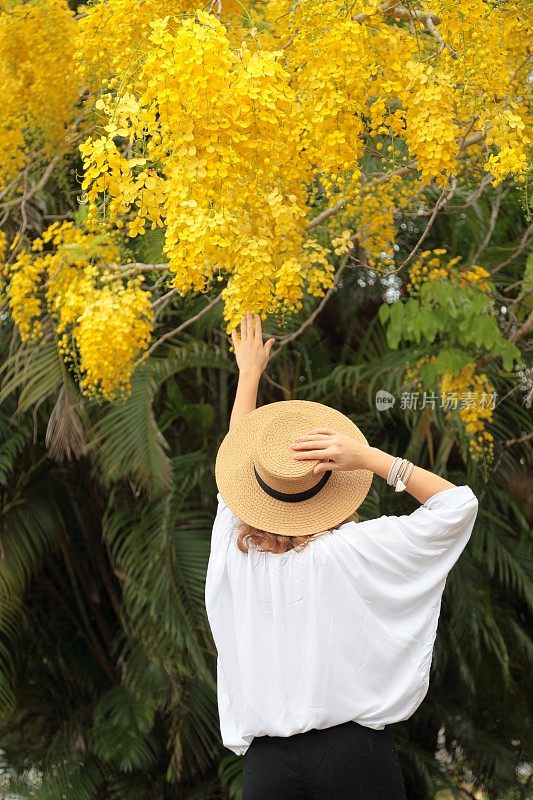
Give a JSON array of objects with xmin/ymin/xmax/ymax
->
[
  {"xmin": 402, "ymin": 63, "xmax": 459, "ymax": 187},
  {"xmin": 0, "ymin": 230, "xmax": 8, "ymax": 293},
  {"xmin": 331, "ymin": 230, "xmax": 355, "ymax": 257},
  {"xmin": 74, "ymin": 278, "xmax": 153, "ymax": 400},
  {"xmin": 79, "ymin": 10, "xmax": 336, "ymax": 331},
  {"xmin": 75, "ymin": 0, "xmax": 250, "ymax": 98},
  {"xmin": 1, "ymin": 0, "xmax": 530, "ymax": 400},
  {"xmin": 432, "ymin": 0, "xmax": 530, "ymax": 186},
  {"xmin": 485, "ymin": 108, "xmax": 530, "ymax": 187},
  {"xmin": 278, "ymin": 11, "xmax": 374, "ymax": 200},
  {"xmin": 57, "ymin": 0, "xmax": 533, "ymax": 335},
  {"xmin": 330, "ymin": 177, "xmax": 422, "ymax": 267},
  {"xmin": 75, "ymin": 0, "xmax": 192, "ymax": 96},
  {"xmin": 406, "ymin": 249, "xmax": 492, "ymax": 295},
  {"xmin": 0, "ymin": 0, "xmax": 78, "ymax": 190},
  {"xmin": 440, "ymin": 364, "xmax": 495, "ymax": 463},
  {"xmin": 7, "ymin": 251, "xmax": 46, "ymax": 340},
  {"xmin": 404, "ymin": 356, "xmax": 495, "ymax": 464},
  {"xmin": 403, "ymin": 354, "xmax": 438, "ymax": 389},
  {"xmin": 350, "ymin": 182, "xmax": 399, "ymax": 267},
  {"xmin": 3, "ymin": 222, "xmax": 154, "ymax": 400}
]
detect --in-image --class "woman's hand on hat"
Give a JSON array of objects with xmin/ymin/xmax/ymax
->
[
  {"xmin": 291, "ymin": 429, "xmax": 373, "ymax": 475},
  {"xmin": 231, "ymin": 311, "xmax": 276, "ymax": 376}
]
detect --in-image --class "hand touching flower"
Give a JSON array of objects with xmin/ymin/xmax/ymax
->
[{"xmin": 231, "ymin": 312, "xmax": 275, "ymax": 376}]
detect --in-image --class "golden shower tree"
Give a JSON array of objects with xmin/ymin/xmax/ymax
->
[
  {"xmin": 0, "ymin": 5, "xmax": 532, "ymax": 795},
  {"xmin": 0, "ymin": 0, "xmax": 531, "ymax": 401}
]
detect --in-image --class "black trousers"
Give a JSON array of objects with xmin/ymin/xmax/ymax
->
[{"xmin": 242, "ymin": 720, "xmax": 407, "ymax": 800}]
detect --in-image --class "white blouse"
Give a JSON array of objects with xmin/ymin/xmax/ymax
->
[{"xmin": 204, "ymin": 484, "xmax": 479, "ymax": 756}]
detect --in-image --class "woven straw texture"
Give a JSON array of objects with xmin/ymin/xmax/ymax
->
[{"xmin": 215, "ymin": 400, "xmax": 374, "ymax": 536}]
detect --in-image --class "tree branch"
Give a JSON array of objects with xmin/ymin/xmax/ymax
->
[
  {"xmin": 307, "ymin": 198, "xmax": 345, "ymax": 230},
  {"xmin": 354, "ymin": 1, "xmax": 440, "ymax": 25},
  {"xmin": 503, "ymin": 430, "xmax": 533, "ymax": 448},
  {"xmin": 395, "ymin": 176, "xmax": 457, "ymax": 272},
  {"xmin": 142, "ymin": 293, "xmax": 222, "ymax": 359},
  {"xmin": 152, "ymin": 287, "xmax": 178, "ymax": 317},
  {"xmin": 509, "ymin": 306, "xmax": 533, "ymax": 344},
  {"xmin": 493, "ymin": 220, "xmax": 533, "ymax": 274},
  {"xmin": 471, "ymin": 183, "xmax": 508, "ymax": 264},
  {"xmin": 270, "ymin": 258, "xmax": 348, "ymax": 357},
  {"xmin": 0, "ymin": 152, "xmax": 70, "ymax": 212},
  {"xmin": 424, "ymin": 14, "xmax": 457, "ymax": 59}
]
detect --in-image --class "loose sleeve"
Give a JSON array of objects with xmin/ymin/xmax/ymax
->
[
  {"xmin": 205, "ymin": 493, "xmax": 239, "ymax": 613},
  {"xmin": 332, "ymin": 485, "xmax": 479, "ymax": 608},
  {"xmin": 383, "ymin": 484, "xmax": 479, "ymax": 554},
  {"xmin": 210, "ymin": 492, "xmax": 239, "ymax": 553}
]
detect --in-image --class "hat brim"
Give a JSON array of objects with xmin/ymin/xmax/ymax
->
[{"xmin": 215, "ymin": 400, "xmax": 373, "ymax": 536}]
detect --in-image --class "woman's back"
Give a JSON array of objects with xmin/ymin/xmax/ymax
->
[{"xmin": 204, "ymin": 484, "xmax": 479, "ymax": 757}]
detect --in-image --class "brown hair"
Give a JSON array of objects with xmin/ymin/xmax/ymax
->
[{"xmin": 235, "ymin": 511, "xmax": 360, "ymax": 554}]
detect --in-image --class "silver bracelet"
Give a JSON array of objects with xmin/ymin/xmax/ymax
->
[
  {"xmin": 386, "ymin": 457, "xmax": 404, "ymax": 486},
  {"xmin": 386, "ymin": 457, "xmax": 415, "ymax": 492},
  {"xmin": 395, "ymin": 460, "xmax": 414, "ymax": 492}
]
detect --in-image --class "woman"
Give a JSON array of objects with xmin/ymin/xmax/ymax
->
[{"xmin": 205, "ymin": 312, "xmax": 479, "ymax": 800}]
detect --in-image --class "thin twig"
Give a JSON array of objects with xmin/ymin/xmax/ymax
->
[
  {"xmin": 307, "ymin": 198, "xmax": 345, "ymax": 231},
  {"xmin": 262, "ymin": 370, "xmax": 289, "ymax": 393},
  {"xmin": 471, "ymin": 184, "xmax": 507, "ymax": 264},
  {"xmin": 492, "ymin": 221, "xmax": 533, "ymax": 274},
  {"xmin": 152, "ymin": 287, "xmax": 178, "ymax": 314},
  {"xmin": 395, "ymin": 176, "xmax": 456, "ymax": 272},
  {"xmin": 142, "ymin": 293, "xmax": 222, "ymax": 359},
  {"xmin": 270, "ymin": 259, "xmax": 348, "ymax": 358},
  {"xmin": 0, "ymin": 156, "xmax": 60, "ymax": 211},
  {"xmin": 354, "ymin": 1, "xmax": 440, "ymax": 25},
  {"xmin": 425, "ymin": 15, "xmax": 457, "ymax": 59},
  {"xmin": 208, "ymin": 0, "xmax": 222, "ymax": 18},
  {"xmin": 451, "ymin": 172, "xmax": 493, "ymax": 209},
  {"xmin": 503, "ymin": 430, "xmax": 533, "ymax": 448},
  {"xmin": 367, "ymin": 164, "xmax": 417, "ymax": 187},
  {"xmin": 509, "ymin": 306, "xmax": 533, "ymax": 344}
]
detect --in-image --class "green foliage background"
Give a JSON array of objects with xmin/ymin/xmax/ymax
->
[{"xmin": 0, "ymin": 178, "xmax": 532, "ymax": 800}]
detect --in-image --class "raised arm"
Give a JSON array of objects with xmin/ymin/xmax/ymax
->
[
  {"xmin": 292, "ymin": 428, "xmax": 479, "ymax": 561},
  {"xmin": 357, "ymin": 446, "xmax": 455, "ymax": 504},
  {"xmin": 229, "ymin": 311, "xmax": 275, "ymax": 432},
  {"xmin": 292, "ymin": 430, "xmax": 455, "ymax": 504}
]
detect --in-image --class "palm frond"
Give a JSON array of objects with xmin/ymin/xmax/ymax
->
[
  {"xmin": 218, "ymin": 752, "xmax": 245, "ymax": 800},
  {"xmin": 103, "ymin": 487, "xmax": 216, "ymax": 690},
  {"xmin": 0, "ymin": 491, "xmax": 61, "ymax": 600},
  {"xmin": 0, "ymin": 338, "xmax": 62, "ymax": 413},
  {"xmin": 0, "ymin": 597, "xmax": 25, "ymax": 719},
  {"xmin": 31, "ymin": 758, "xmax": 103, "ymax": 800},
  {"xmin": 0, "ymin": 410, "xmax": 31, "ymax": 487},
  {"xmin": 88, "ymin": 343, "xmax": 229, "ymax": 497},
  {"xmin": 91, "ymin": 685, "xmax": 160, "ymax": 773}
]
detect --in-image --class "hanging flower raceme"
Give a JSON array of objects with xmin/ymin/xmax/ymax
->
[
  {"xmin": 3, "ymin": 222, "xmax": 154, "ymax": 401},
  {"xmin": 440, "ymin": 364, "xmax": 496, "ymax": 464},
  {"xmin": 0, "ymin": 0, "xmax": 530, "ymax": 403},
  {"xmin": 0, "ymin": 0, "xmax": 78, "ymax": 190},
  {"xmin": 79, "ymin": 10, "xmax": 334, "ymax": 333}
]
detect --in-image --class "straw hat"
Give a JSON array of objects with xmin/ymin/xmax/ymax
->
[{"xmin": 215, "ymin": 400, "xmax": 374, "ymax": 536}]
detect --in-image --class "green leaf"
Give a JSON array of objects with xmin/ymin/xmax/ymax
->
[
  {"xmin": 378, "ymin": 302, "xmax": 390, "ymax": 324},
  {"xmin": 0, "ymin": 340, "xmax": 63, "ymax": 411},
  {"xmin": 474, "ymin": 315, "xmax": 498, "ymax": 349},
  {"xmin": 386, "ymin": 301, "xmax": 405, "ymax": 349},
  {"xmin": 89, "ymin": 343, "xmax": 228, "ymax": 497},
  {"xmin": 494, "ymin": 339, "xmax": 523, "ymax": 372},
  {"xmin": 432, "ymin": 348, "xmax": 472, "ymax": 375},
  {"xmin": 418, "ymin": 309, "xmax": 439, "ymax": 342}
]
